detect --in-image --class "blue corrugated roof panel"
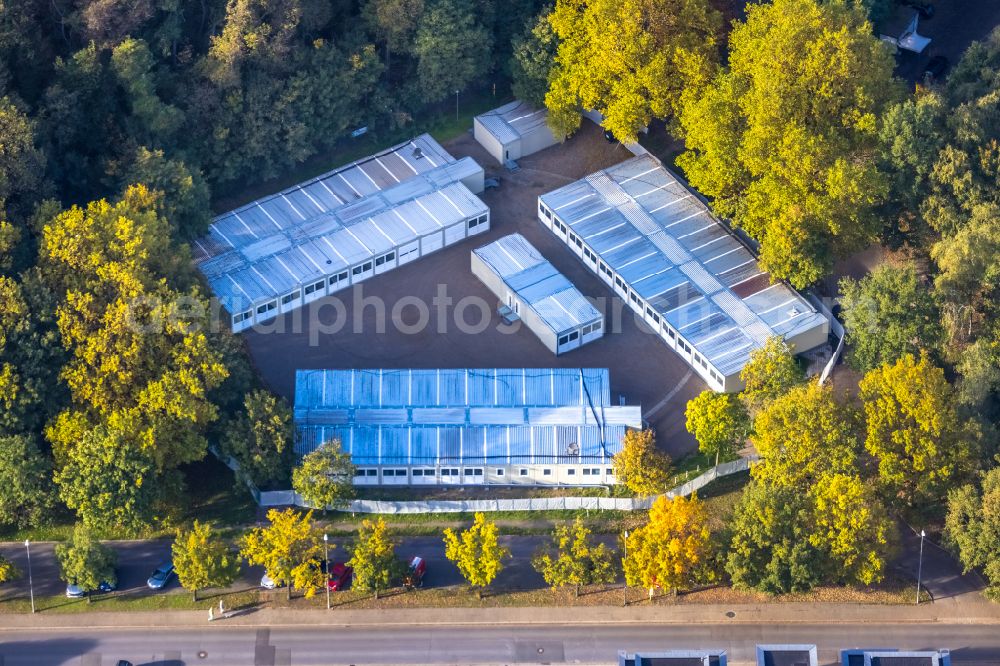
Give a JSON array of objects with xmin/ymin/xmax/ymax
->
[{"xmin": 293, "ymin": 368, "xmax": 641, "ymax": 464}]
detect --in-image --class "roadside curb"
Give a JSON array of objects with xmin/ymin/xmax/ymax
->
[{"xmin": 3, "ymin": 603, "xmax": 1000, "ymax": 631}]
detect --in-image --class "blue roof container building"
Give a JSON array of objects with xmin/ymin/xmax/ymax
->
[
  {"xmin": 756, "ymin": 645, "xmax": 819, "ymax": 666},
  {"xmin": 537, "ymin": 154, "xmax": 829, "ymax": 392},
  {"xmin": 294, "ymin": 368, "xmax": 642, "ymax": 486},
  {"xmin": 195, "ymin": 134, "xmax": 489, "ymax": 332},
  {"xmin": 619, "ymin": 649, "xmax": 727, "ymax": 666},
  {"xmin": 472, "ymin": 234, "xmax": 604, "ymax": 355},
  {"xmin": 841, "ymin": 649, "xmax": 951, "ymax": 666}
]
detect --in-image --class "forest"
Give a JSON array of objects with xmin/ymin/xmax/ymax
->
[{"xmin": 0, "ymin": 0, "xmax": 998, "ymax": 599}]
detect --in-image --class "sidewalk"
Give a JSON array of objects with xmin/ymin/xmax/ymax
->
[{"xmin": 2, "ymin": 599, "xmax": 999, "ymax": 631}]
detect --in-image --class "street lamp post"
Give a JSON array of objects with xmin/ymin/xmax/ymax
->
[
  {"xmin": 622, "ymin": 530, "xmax": 629, "ymax": 607},
  {"xmin": 916, "ymin": 529, "xmax": 926, "ymax": 605},
  {"xmin": 24, "ymin": 539, "xmax": 34, "ymax": 614},
  {"xmin": 455, "ymin": 90, "xmax": 460, "ymax": 121},
  {"xmin": 323, "ymin": 533, "xmax": 330, "ymax": 611}
]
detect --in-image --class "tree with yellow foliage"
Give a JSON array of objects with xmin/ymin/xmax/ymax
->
[
  {"xmin": 613, "ymin": 429, "xmax": 672, "ymax": 496},
  {"xmin": 545, "ymin": 0, "xmax": 721, "ymax": 143},
  {"xmin": 241, "ymin": 509, "xmax": 325, "ymax": 600},
  {"xmin": 532, "ymin": 517, "xmax": 616, "ymax": 597},
  {"xmin": 859, "ymin": 354, "xmax": 979, "ymax": 509},
  {"xmin": 623, "ymin": 494, "xmax": 712, "ymax": 595},
  {"xmin": 443, "ymin": 512, "xmax": 509, "ymax": 598},
  {"xmin": 750, "ymin": 381, "xmax": 860, "ymax": 490},
  {"xmin": 739, "ymin": 336, "xmax": 804, "ymax": 414},
  {"xmin": 808, "ymin": 473, "xmax": 893, "ymax": 586},
  {"xmin": 684, "ymin": 391, "xmax": 749, "ymax": 465},
  {"xmin": 0, "ymin": 553, "xmax": 19, "ymax": 584},
  {"xmin": 348, "ymin": 518, "xmax": 403, "ymax": 599},
  {"xmin": 676, "ymin": 0, "xmax": 900, "ymax": 287}
]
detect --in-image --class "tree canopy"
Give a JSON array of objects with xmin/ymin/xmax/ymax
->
[
  {"xmin": 945, "ymin": 466, "xmax": 1000, "ymax": 601},
  {"xmin": 292, "ymin": 439, "xmax": 356, "ymax": 512},
  {"xmin": 545, "ymin": 0, "xmax": 721, "ymax": 143},
  {"xmin": 676, "ymin": 0, "xmax": 900, "ymax": 287},
  {"xmin": 613, "ymin": 429, "xmax": 672, "ymax": 496},
  {"xmin": 172, "ymin": 520, "xmax": 241, "ymax": 601},
  {"xmin": 623, "ymin": 494, "xmax": 712, "ymax": 594},
  {"xmin": 443, "ymin": 512, "xmax": 509, "ymax": 595},
  {"xmin": 684, "ymin": 391, "xmax": 748, "ymax": 465},
  {"xmin": 532, "ymin": 517, "xmax": 616, "ymax": 596},
  {"xmin": 241, "ymin": 508, "xmax": 325, "ymax": 600}
]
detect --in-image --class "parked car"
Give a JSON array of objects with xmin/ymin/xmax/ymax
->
[
  {"xmin": 260, "ymin": 573, "xmax": 280, "ymax": 590},
  {"xmin": 604, "ymin": 129, "xmax": 618, "ymax": 143},
  {"xmin": 146, "ymin": 561, "xmax": 174, "ymax": 590},
  {"xmin": 924, "ymin": 55, "xmax": 949, "ymax": 84},
  {"xmin": 327, "ymin": 562, "xmax": 353, "ymax": 591},
  {"xmin": 66, "ymin": 576, "xmax": 117, "ymax": 598},
  {"xmin": 503, "ymin": 159, "xmax": 520, "ymax": 173},
  {"xmin": 484, "ymin": 177, "xmax": 501, "ymax": 190},
  {"xmin": 404, "ymin": 556, "xmax": 426, "ymax": 589}
]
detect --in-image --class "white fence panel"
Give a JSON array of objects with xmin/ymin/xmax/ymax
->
[{"xmin": 214, "ymin": 447, "xmax": 754, "ymax": 515}]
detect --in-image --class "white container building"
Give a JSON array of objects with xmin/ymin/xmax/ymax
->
[
  {"xmin": 474, "ymin": 101, "xmax": 560, "ymax": 165},
  {"xmin": 537, "ymin": 155, "xmax": 829, "ymax": 392},
  {"xmin": 194, "ymin": 134, "xmax": 490, "ymax": 332},
  {"xmin": 471, "ymin": 234, "xmax": 604, "ymax": 355},
  {"xmin": 294, "ymin": 368, "xmax": 642, "ymax": 487}
]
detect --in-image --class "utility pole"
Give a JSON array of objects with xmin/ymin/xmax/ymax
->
[
  {"xmin": 24, "ymin": 539, "xmax": 35, "ymax": 614},
  {"xmin": 915, "ymin": 529, "xmax": 926, "ymax": 604},
  {"xmin": 622, "ymin": 530, "xmax": 629, "ymax": 607},
  {"xmin": 324, "ymin": 533, "xmax": 330, "ymax": 611}
]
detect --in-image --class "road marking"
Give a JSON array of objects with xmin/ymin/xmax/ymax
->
[{"xmin": 643, "ymin": 370, "xmax": 693, "ymax": 421}]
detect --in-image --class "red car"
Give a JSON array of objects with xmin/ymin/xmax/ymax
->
[
  {"xmin": 327, "ymin": 562, "xmax": 352, "ymax": 591},
  {"xmin": 405, "ymin": 556, "xmax": 426, "ymax": 588}
]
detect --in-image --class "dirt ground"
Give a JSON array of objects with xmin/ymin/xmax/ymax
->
[{"xmin": 242, "ymin": 122, "xmax": 705, "ymax": 459}]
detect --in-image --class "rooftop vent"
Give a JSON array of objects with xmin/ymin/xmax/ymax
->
[
  {"xmin": 413, "ymin": 147, "xmax": 424, "ymax": 160},
  {"xmin": 566, "ymin": 442, "xmax": 580, "ymax": 456}
]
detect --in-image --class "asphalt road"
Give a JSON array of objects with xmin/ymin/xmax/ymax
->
[
  {"xmin": 1, "ymin": 623, "xmax": 998, "ymax": 666},
  {"xmin": 0, "ymin": 535, "xmax": 557, "ymax": 601}
]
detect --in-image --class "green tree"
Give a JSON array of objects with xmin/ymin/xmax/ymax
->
[
  {"xmin": 545, "ymin": 0, "xmax": 721, "ymax": 143},
  {"xmin": 52, "ymin": 415, "xmax": 159, "ymax": 534},
  {"xmin": 839, "ymin": 262, "xmax": 944, "ymax": 373},
  {"xmin": 750, "ymin": 381, "xmax": 860, "ymax": 490},
  {"xmin": 0, "ymin": 96, "xmax": 45, "ymax": 219},
  {"xmin": 292, "ymin": 439, "xmax": 356, "ymax": 513},
  {"xmin": 365, "ymin": 0, "xmax": 425, "ymax": 71},
  {"xmin": 676, "ymin": 0, "xmax": 899, "ymax": 287},
  {"xmin": 110, "ymin": 38, "xmax": 184, "ymax": 144},
  {"xmin": 945, "ymin": 467, "xmax": 1000, "ymax": 601},
  {"xmin": 859, "ymin": 354, "xmax": 980, "ymax": 510},
  {"xmin": 532, "ymin": 517, "xmax": 616, "ymax": 597},
  {"xmin": 684, "ymin": 391, "xmax": 748, "ymax": 465},
  {"xmin": 55, "ymin": 524, "xmax": 117, "ymax": 601},
  {"xmin": 412, "ymin": 0, "xmax": 491, "ymax": 104},
  {"xmin": 172, "ymin": 520, "xmax": 241, "ymax": 601},
  {"xmin": 443, "ymin": 512, "xmax": 509, "ymax": 597},
  {"xmin": 0, "ymin": 553, "xmax": 19, "ymax": 584},
  {"xmin": 739, "ymin": 336, "xmax": 805, "ymax": 413},
  {"xmin": 726, "ymin": 482, "xmax": 823, "ymax": 594},
  {"xmin": 207, "ymin": 0, "xmax": 304, "ymax": 86},
  {"xmin": 223, "ymin": 389, "xmax": 294, "ymax": 488},
  {"xmin": 612, "ymin": 429, "xmax": 671, "ymax": 496},
  {"xmin": 347, "ymin": 517, "xmax": 403, "ymax": 599},
  {"xmin": 125, "ymin": 147, "xmax": 212, "ymax": 240},
  {"xmin": 241, "ymin": 508, "xmax": 324, "ymax": 600},
  {"xmin": 0, "ymin": 434, "xmax": 55, "ymax": 529},
  {"xmin": 623, "ymin": 494, "xmax": 712, "ymax": 594},
  {"xmin": 510, "ymin": 7, "xmax": 557, "ymax": 107}
]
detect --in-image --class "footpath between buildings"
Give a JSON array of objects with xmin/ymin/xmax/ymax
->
[{"xmin": 2, "ymin": 600, "xmax": 999, "ymax": 631}]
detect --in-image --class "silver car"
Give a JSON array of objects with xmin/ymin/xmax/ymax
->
[{"xmin": 146, "ymin": 562, "xmax": 174, "ymax": 589}]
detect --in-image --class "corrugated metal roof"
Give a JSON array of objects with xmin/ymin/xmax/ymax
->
[
  {"xmin": 539, "ymin": 155, "xmax": 828, "ymax": 378},
  {"xmin": 293, "ymin": 368, "xmax": 641, "ymax": 464},
  {"xmin": 195, "ymin": 135, "xmax": 486, "ymax": 315},
  {"xmin": 475, "ymin": 100, "xmax": 550, "ymax": 146},
  {"xmin": 474, "ymin": 234, "xmax": 602, "ymax": 335}
]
